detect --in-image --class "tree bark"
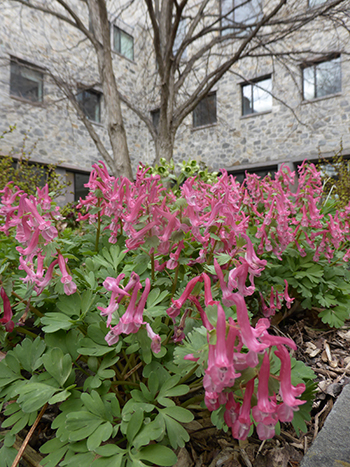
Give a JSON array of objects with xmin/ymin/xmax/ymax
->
[{"xmin": 89, "ymin": 0, "xmax": 133, "ymax": 180}]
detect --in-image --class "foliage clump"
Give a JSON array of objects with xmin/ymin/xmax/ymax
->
[
  {"xmin": 0, "ymin": 126, "xmax": 69, "ymax": 199},
  {"xmin": 317, "ymin": 142, "xmax": 350, "ymax": 208},
  {"xmin": 1, "ymin": 160, "xmax": 350, "ymax": 466}
]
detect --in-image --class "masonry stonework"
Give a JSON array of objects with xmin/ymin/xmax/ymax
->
[{"xmin": 1, "ymin": 0, "xmax": 350, "ymax": 191}]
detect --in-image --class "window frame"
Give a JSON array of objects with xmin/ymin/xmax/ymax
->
[
  {"xmin": 76, "ymin": 89, "xmax": 102, "ymax": 124},
  {"xmin": 301, "ymin": 55, "xmax": 341, "ymax": 101},
  {"xmin": 192, "ymin": 92, "xmax": 217, "ymax": 129},
  {"xmin": 241, "ymin": 75, "xmax": 272, "ymax": 116},
  {"xmin": 10, "ymin": 57, "xmax": 44, "ymax": 104},
  {"xmin": 113, "ymin": 25, "xmax": 134, "ymax": 61}
]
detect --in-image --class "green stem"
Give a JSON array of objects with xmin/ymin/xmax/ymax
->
[
  {"xmin": 181, "ymin": 394, "xmax": 204, "ymax": 408},
  {"xmin": 179, "ymin": 365, "xmax": 198, "ymax": 385},
  {"xmin": 170, "ymin": 263, "xmax": 180, "ymax": 299},
  {"xmin": 151, "ymin": 251, "xmax": 155, "ymax": 281},
  {"xmin": 111, "ymin": 380, "xmax": 140, "ymax": 388},
  {"xmin": 95, "ymin": 199, "xmax": 101, "ymax": 252},
  {"xmin": 13, "ymin": 327, "xmax": 39, "ymax": 339},
  {"xmin": 11, "ymin": 292, "xmax": 44, "ymax": 318}
]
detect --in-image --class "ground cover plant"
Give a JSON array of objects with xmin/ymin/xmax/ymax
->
[{"xmin": 1, "ymin": 160, "xmax": 350, "ymax": 466}]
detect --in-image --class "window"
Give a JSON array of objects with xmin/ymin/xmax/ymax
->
[
  {"xmin": 309, "ymin": 0, "xmax": 327, "ymax": 7},
  {"xmin": 113, "ymin": 26, "xmax": 134, "ymax": 61},
  {"xmin": 74, "ymin": 172, "xmax": 90, "ymax": 200},
  {"xmin": 151, "ymin": 108, "xmax": 160, "ymax": 131},
  {"xmin": 221, "ymin": 0, "xmax": 262, "ymax": 35},
  {"xmin": 76, "ymin": 89, "xmax": 101, "ymax": 123},
  {"xmin": 10, "ymin": 58, "xmax": 44, "ymax": 103},
  {"xmin": 242, "ymin": 76, "xmax": 272, "ymax": 116},
  {"xmin": 193, "ymin": 93, "xmax": 217, "ymax": 128},
  {"xmin": 173, "ymin": 19, "xmax": 187, "ymax": 58},
  {"xmin": 302, "ymin": 56, "xmax": 341, "ymax": 100},
  {"xmin": 228, "ymin": 166, "xmax": 277, "ymax": 183}
]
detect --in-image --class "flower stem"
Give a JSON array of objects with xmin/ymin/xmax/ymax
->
[{"xmin": 95, "ymin": 199, "xmax": 101, "ymax": 252}]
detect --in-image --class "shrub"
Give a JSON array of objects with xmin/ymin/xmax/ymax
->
[{"xmin": 0, "ymin": 126, "xmax": 69, "ymax": 199}]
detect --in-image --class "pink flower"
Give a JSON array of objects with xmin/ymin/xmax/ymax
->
[
  {"xmin": 0, "ymin": 287, "xmax": 14, "ymax": 332},
  {"xmin": 58, "ymin": 254, "xmax": 77, "ymax": 296},
  {"xmin": 34, "ymin": 259, "xmax": 59, "ymax": 294},
  {"xmin": 166, "ymin": 276, "xmax": 202, "ymax": 319},
  {"xmin": 275, "ymin": 345, "xmax": 305, "ymax": 408},
  {"xmin": 189, "ymin": 295, "xmax": 213, "ymax": 330},
  {"xmin": 284, "ymin": 280, "xmax": 294, "ymax": 309},
  {"xmin": 145, "ymin": 322, "xmax": 161, "ymax": 353},
  {"xmin": 232, "ymin": 378, "xmax": 255, "ymax": 440},
  {"xmin": 256, "ymin": 352, "xmax": 276, "ymax": 414},
  {"xmin": 224, "ymin": 393, "xmax": 240, "ymax": 428},
  {"xmin": 229, "ymin": 293, "xmax": 268, "ymax": 353}
]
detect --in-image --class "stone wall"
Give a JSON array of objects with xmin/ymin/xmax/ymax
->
[{"xmin": 1, "ymin": 0, "xmax": 350, "ymax": 191}]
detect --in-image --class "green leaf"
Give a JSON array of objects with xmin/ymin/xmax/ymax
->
[
  {"xmin": 158, "ymin": 375, "xmax": 181, "ymax": 397},
  {"xmin": 126, "ymin": 407, "xmax": 144, "ymax": 443},
  {"xmin": 92, "ymin": 454, "xmax": 124, "ymax": 467},
  {"xmin": 41, "ymin": 313, "xmax": 74, "ymax": 333},
  {"xmin": 0, "ymin": 446, "xmax": 17, "ymax": 467},
  {"xmin": 49, "ymin": 390, "xmax": 71, "ymax": 405},
  {"xmin": 318, "ymin": 306, "xmax": 349, "ymax": 328},
  {"xmin": 12, "ymin": 337, "xmax": 46, "ymax": 372},
  {"xmin": 42, "ymin": 348, "xmax": 72, "ymax": 387},
  {"xmin": 136, "ymin": 444, "xmax": 177, "ymax": 466},
  {"xmin": 133, "ymin": 415, "xmax": 165, "ymax": 449},
  {"xmin": 95, "ymin": 445, "xmax": 124, "ymax": 457},
  {"xmin": 159, "ymin": 413, "xmax": 189, "ymax": 449},
  {"xmin": 81, "ymin": 391, "xmax": 107, "ymax": 419},
  {"xmin": 160, "ymin": 406, "xmax": 194, "ymax": 423},
  {"xmin": 87, "ymin": 422, "xmax": 113, "ymax": 451},
  {"xmin": 66, "ymin": 412, "xmax": 103, "ymax": 442},
  {"xmin": 17, "ymin": 382, "xmax": 59, "ymax": 412},
  {"xmin": 0, "ymin": 362, "xmax": 21, "ymax": 387},
  {"xmin": 57, "ymin": 294, "xmax": 81, "ymax": 316}
]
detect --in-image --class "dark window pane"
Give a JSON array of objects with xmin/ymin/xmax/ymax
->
[
  {"xmin": 77, "ymin": 90, "xmax": 101, "ymax": 123},
  {"xmin": 316, "ymin": 58, "xmax": 341, "ymax": 97},
  {"xmin": 242, "ymin": 77, "xmax": 272, "ymax": 115},
  {"xmin": 151, "ymin": 109, "xmax": 160, "ymax": 131},
  {"xmin": 113, "ymin": 26, "xmax": 134, "ymax": 60},
  {"xmin": 193, "ymin": 93, "xmax": 217, "ymax": 127},
  {"xmin": 303, "ymin": 57, "xmax": 341, "ymax": 100},
  {"xmin": 74, "ymin": 173, "xmax": 90, "ymax": 201},
  {"xmin": 10, "ymin": 60, "xmax": 43, "ymax": 102}
]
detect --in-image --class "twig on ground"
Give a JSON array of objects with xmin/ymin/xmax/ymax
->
[{"xmin": 11, "ymin": 403, "xmax": 48, "ymax": 467}]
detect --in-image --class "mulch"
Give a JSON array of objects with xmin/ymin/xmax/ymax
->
[{"xmin": 2, "ymin": 310, "xmax": 350, "ymax": 467}]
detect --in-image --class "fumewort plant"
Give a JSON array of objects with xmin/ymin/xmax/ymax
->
[{"xmin": 0, "ymin": 160, "xmax": 349, "ymax": 466}]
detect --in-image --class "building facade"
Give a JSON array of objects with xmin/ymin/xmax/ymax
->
[{"xmin": 1, "ymin": 0, "xmax": 349, "ymax": 201}]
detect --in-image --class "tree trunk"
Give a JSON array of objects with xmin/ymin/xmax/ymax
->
[
  {"xmin": 90, "ymin": 0, "xmax": 133, "ymax": 180},
  {"xmin": 155, "ymin": 129, "xmax": 174, "ymax": 164}
]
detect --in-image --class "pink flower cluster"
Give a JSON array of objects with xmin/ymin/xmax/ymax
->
[
  {"xmin": 0, "ymin": 185, "xmax": 77, "ymax": 298},
  {"xmin": 98, "ymin": 273, "xmax": 161, "ymax": 353},
  {"xmin": 169, "ymin": 260, "xmax": 305, "ymax": 440}
]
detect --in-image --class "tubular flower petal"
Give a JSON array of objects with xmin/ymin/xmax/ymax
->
[
  {"xmin": 0, "ymin": 288, "xmax": 14, "ymax": 332},
  {"xmin": 275, "ymin": 345, "xmax": 306, "ymax": 408}
]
